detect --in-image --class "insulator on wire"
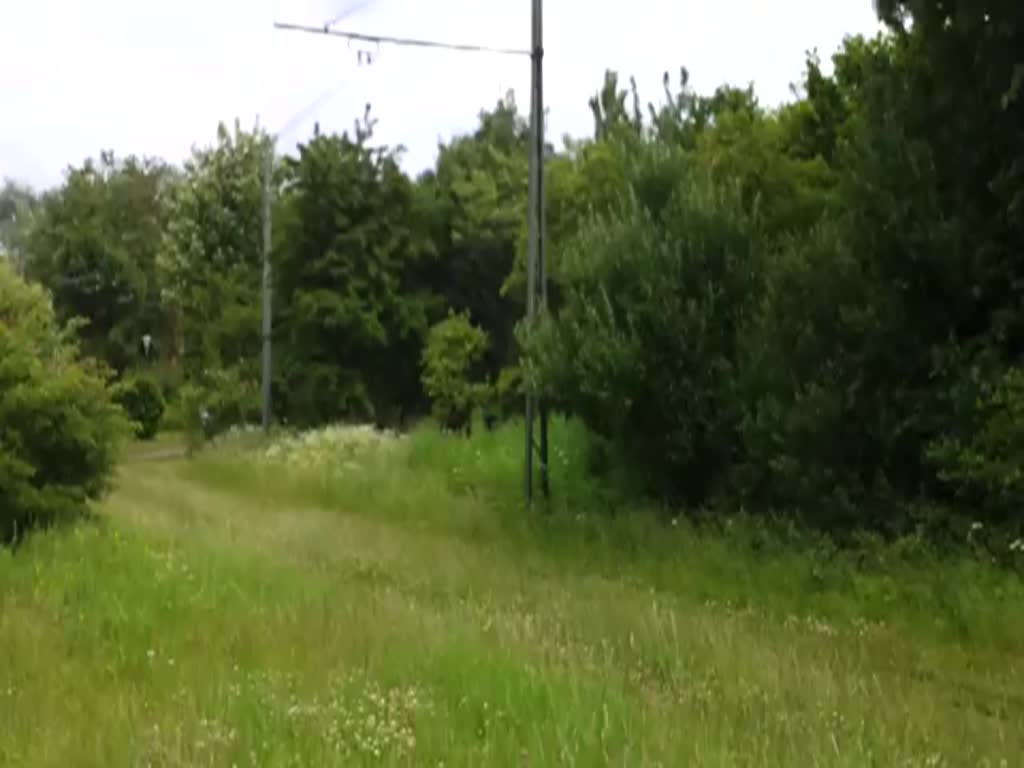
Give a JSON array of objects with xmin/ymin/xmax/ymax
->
[{"xmin": 349, "ymin": 38, "xmax": 379, "ymax": 66}]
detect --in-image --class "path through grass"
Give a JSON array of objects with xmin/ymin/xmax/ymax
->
[{"xmin": 1, "ymin": 424, "xmax": 1022, "ymax": 766}]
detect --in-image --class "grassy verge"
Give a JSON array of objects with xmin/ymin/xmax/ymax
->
[{"xmin": 1, "ymin": 419, "xmax": 1022, "ymax": 766}]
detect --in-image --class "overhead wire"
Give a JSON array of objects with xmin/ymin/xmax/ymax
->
[{"xmin": 274, "ymin": 21, "xmax": 530, "ymax": 57}]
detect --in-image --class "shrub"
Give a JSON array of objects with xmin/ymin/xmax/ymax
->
[
  {"xmin": 180, "ymin": 366, "xmax": 260, "ymax": 452},
  {"xmin": 112, "ymin": 374, "xmax": 166, "ymax": 440},
  {"xmin": 522, "ymin": 160, "xmax": 761, "ymax": 505},
  {"xmin": 928, "ymin": 366, "xmax": 1024, "ymax": 531},
  {"xmin": 492, "ymin": 366, "xmax": 523, "ymax": 421},
  {"xmin": 0, "ymin": 263, "xmax": 129, "ymax": 542},
  {"xmin": 735, "ymin": 222, "xmax": 898, "ymax": 527},
  {"xmin": 421, "ymin": 312, "xmax": 489, "ymax": 435}
]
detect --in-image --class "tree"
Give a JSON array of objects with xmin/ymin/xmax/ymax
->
[
  {"xmin": 274, "ymin": 112, "xmax": 439, "ymax": 427},
  {"xmin": 725, "ymin": 29, "xmax": 1024, "ymax": 531},
  {"xmin": 426, "ymin": 93, "xmax": 530, "ymax": 377},
  {"xmin": 160, "ymin": 122, "xmax": 265, "ymax": 393},
  {"xmin": 23, "ymin": 153, "xmax": 175, "ymax": 373}
]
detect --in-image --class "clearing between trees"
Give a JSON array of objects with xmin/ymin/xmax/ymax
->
[{"xmin": 1, "ymin": 424, "xmax": 1021, "ymax": 767}]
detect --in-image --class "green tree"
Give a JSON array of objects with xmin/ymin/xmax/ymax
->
[
  {"xmin": 730, "ymin": 29, "xmax": 1024, "ymax": 532},
  {"xmin": 929, "ymin": 366, "xmax": 1024, "ymax": 529},
  {"xmin": 274, "ymin": 113, "xmax": 438, "ymax": 427},
  {"xmin": 160, "ymin": 122, "xmax": 265, "ymax": 394},
  {"xmin": 111, "ymin": 374, "xmax": 166, "ymax": 440},
  {"xmin": 425, "ymin": 93, "xmax": 530, "ymax": 377},
  {"xmin": 694, "ymin": 91, "xmax": 838, "ymax": 240},
  {"xmin": 24, "ymin": 153, "xmax": 175, "ymax": 372},
  {"xmin": 0, "ymin": 262, "xmax": 128, "ymax": 542}
]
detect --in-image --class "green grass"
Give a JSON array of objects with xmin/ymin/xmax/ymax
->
[{"xmin": 1, "ymin": 419, "xmax": 1022, "ymax": 766}]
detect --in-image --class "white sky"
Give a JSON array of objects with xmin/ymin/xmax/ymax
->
[{"xmin": 0, "ymin": 1, "xmax": 882, "ymax": 190}]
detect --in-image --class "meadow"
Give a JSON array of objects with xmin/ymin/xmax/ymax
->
[{"xmin": 1, "ymin": 419, "xmax": 1022, "ymax": 767}]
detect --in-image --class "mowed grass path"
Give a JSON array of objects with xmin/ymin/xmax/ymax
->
[{"xmin": 2, "ymin": 431, "xmax": 1023, "ymax": 766}]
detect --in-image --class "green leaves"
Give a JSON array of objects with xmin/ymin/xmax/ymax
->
[
  {"xmin": 523, "ymin": 153, "xmax": 761, "ymax": 504},
  {"xmin": 421, "ymin": 312, "xmax": 489, "ymax": 433},
  {"xmin": 111, "ymin": 374, "xmax": 165, "ymax": 441},
  {"xmin": 160, "ymin": 121, "xmax": 266, "ymax": 385},
  {"xmin": 0, "ymin": 262, "xmax": 128, "ymax": 542},
  {"xmin": 929, "ymin": 367, "xmax": 1024, "ymax": 527},
  {"xmin": 274, "ymin": 122, "xmax": 435, "ymax": 428},
  {"xmin": 23, "ymin": 154, "xmax": 175, "ymax": 372},
  {"xmin": 429, "ymin": 94, "xmax": 529, "ymax": 376}
]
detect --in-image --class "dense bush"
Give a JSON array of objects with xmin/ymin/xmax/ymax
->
[
  {"xmin": 422, "ymin": 312, "xmax": 489, "ymax": 434},
  {"xmin": 112, "ymin": 374, "xmax": 166, "ymax": 440},
  {"xmin": 928, "ymin": 367, "xmax": 1024, "ymax": 530},
  {"xmin": 0, "ymin": 263, "xmax": 128, "ymax": 542},
  {"xmin": 489, "ymin": 366, "xmax": 523, "ymax": 422},
  {"xmin": 524, "ymin": 144, "xmax": 761, "ymax": 505},
  {"xmin": 273, "ymin": 123, "xmax": 438, "ymax": 430},
  {"xmin": 735, "ymin": 222, "xmax": 897, "ymax": 526},
  {"xmin": 180, "ymin": 366, "xmax": 260, "ymax": 451}
]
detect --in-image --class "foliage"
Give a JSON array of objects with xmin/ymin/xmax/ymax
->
[
  {"xmin": 424, "ymin": 93, "xmax": 530, "ymax": 376},
  {"xmin": 0, "ymin": 262, "xmax": 128, "ymax": 542},
  {"xmin": 0, "ymin": 180, "xmax": 38, "ymax": 276},
  {"xmin": 273, "ymin": 113, "xmax": 438, "ymax": 429},
  {"xmin": 160, "ymin": 122, "xmax": 265, "ymax": 387},
  {"xmin": 929, "ymin": 367, "xmax": 1024, "ymax": 530},
  {"xmin": 112, "ymin": 374, "xmax": 166, "ymax": 440},
  {"xmin": 488, "ymin": 365, "xmax": 523, "ymax": 421},
  {"xmin": 421, "ymin": 312, "xmax": 489, "ymax": 434},
  {"xmin": 180, "ymin": 366, "xmax": 259, "ymax": 451},
  {"xmin": 734, "ymin": 27, "xmax": 1022, "ymax": 532},
  {"xmin": 523, "ymin": 146, "xmax": 761, "ymax": 504},
  {"xmin": 23, "ymin": 153, "xmax": 175, "ymax": 372},
  {"xmin": 736, "ymin": 220, "xmax": 902, "ymax": 526},
  {"xmin": 875, "ymin": 1, "xmax": 1024, "ymax": 218}
]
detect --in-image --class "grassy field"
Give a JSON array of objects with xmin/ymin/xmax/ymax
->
[{"xmin": 1, "ymin": 420, "xmax": 1023, "ymax": 766}]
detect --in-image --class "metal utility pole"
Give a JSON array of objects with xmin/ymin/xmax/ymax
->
[
  {"xmin": 525, "ymin": 0, "xmax": 548, "ymax": 502},
  {"xmin": 260, "ymin": 138, "xmax": 274, "ymax": 432}
]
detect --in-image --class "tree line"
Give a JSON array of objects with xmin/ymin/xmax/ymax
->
[{"xmin": 2, "ymin": 0, "xmax": 1022, "ymax": 544}]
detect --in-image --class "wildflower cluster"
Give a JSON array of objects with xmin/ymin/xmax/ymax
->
[
  {"xmin": 247, "ymin": 669, "xmax": 427, "ymax": 761},
  {"xmin": 259, "ymin": 425, "xmax": 405, "ymax": 475},
  {"xmin": 136, "ymin": 668, "xmax": 428, "ymax": 765}
]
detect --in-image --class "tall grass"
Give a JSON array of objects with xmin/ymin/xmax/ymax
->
[
  {"xmin": 192, "ymin": 417, "xmax": 1024, "ymax": 653},
  {"xmin": 1, "ymin": 418, "xmax": 1022, "ymax": 765}
]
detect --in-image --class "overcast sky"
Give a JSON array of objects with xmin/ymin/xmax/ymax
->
[{"xmin": 0, "ymin": 1, "xmax": 882, "ymax": 190}]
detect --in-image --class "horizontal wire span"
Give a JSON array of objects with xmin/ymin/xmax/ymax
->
[{"xmin": 274, "ymin": 21, "xmax": 530, "ymax": 57}]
